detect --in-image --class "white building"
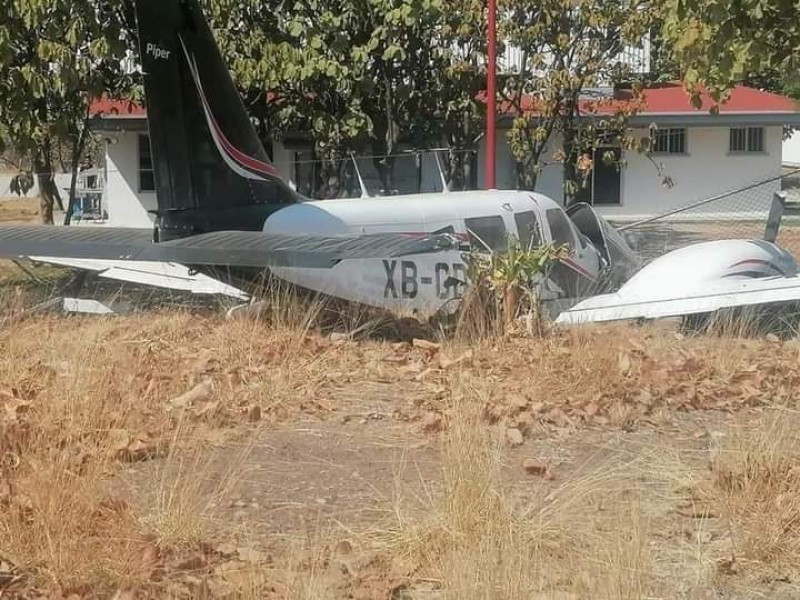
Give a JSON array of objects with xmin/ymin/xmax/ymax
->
[
  {"xmin": 89, "ymin": 83, "xmax": 800, "ymax": 227},
  {"xmin": 785, "ymin": 130, "xmax": 800, "ymax": 167}
]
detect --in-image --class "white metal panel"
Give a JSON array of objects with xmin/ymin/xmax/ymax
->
[
  {"xmin": 556, "ymin": 275, "xmax": 800, "ymax": 324},
  {"xmin": 27, "ymin": 256, "xmax": 249, "ymax": 300},
  {"xmin": 63, "ymin": 298, "xmax": 115, "ymax": 314},
  {"xmin": 264, "ymin": 190, "xmax": 560, "ymax": 236}
]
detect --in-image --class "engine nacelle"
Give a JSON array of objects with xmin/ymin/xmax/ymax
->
[{"xmin": 614, "ymin": 239, "xmax": 797, "ymax": 303}]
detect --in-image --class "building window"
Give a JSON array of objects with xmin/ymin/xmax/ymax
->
[
  {"xmin": 729, "ymin": 127, "xmax": 765, "ymax": 153},
  {"xmin": 573, "ymin": 147, "xmax": 623, "ymax": 206},
  {"xmin": 138, "ymin": 134, "xmax": 156, "ymax": 192},
  {"xmin": 652, "ymin": 128, "xmax": 686, "ymax": 154}
]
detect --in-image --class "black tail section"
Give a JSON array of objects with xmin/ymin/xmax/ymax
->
[{"xmin": 133, "ymin": 0, "xmax": 300, "ymax": 240}]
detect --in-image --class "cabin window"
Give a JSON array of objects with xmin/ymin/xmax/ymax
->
[
  {"xmin": 652, "ymin": 128, "xmax": 686, "ymax": 154},
  {"xmin": 465, "ymin": 216, "xmax": 508, "ymax": 252},
  {"xmin": 138, "ymin": 134, "xmax": 156, "ymax": 192},
  {"xmin": 729, "ymin": 127, "xmax": 765, "ymax": 153},
  {"xmin": 545, "ymin": 208, "xmax": 576, "ymax": 250},
  {"xmin": 514, "ymin": 211, "xmax": 542, "ymax": 250}
]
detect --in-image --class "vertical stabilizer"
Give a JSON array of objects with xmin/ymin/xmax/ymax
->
[{"xmin": 133, "ymin": 0, "xmax": 298, "ymax": 237}]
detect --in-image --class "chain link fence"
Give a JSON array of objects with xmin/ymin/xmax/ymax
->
[
  {"xmin": 616, "ymin": 167, "xmax": 800, "ymax": 264},
  {"xmin": 291, "ymin": 148, "xmax": 477, "ymax": 199}
]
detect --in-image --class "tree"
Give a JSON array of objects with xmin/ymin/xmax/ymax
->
[
  {"xmin": 659, "ymin": 0, "xmax": 799, "ymax": 104},
  {"xmin": 421, "ymin": 0, "xmax": 487, "ymax": 190},
  {"xmin": 0, "ymin": 0, "xmax": 136, "ymax": 224},
  {"xmin": 203, "ymin": 0, "xmax": 291, "ymax": 153},
  {"xmin": 500, "ymin": 0, "xmax": 655, "ymax": 202},
  {"xmin": 354, "ymin": 0, "xmax": 438, "ymax": 194},
  {"xmin": 208, "ymin": 0, "xmax": 375, "ymax": 199},
  {"xmin": 209, "ymin": 0, "xmax": 488, "ymax": 198}
]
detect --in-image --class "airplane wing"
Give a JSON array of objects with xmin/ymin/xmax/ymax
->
[
  {"xmin": 0, "ymin": 225, "xmax": 460, "ymax": 269},
  {"xmin": 26, "ymin": 257, "xmax": 250, "ymax": 300},
  {"xmin": 555, "ymin": 275, "xmax": 800, "ymax": 325}
]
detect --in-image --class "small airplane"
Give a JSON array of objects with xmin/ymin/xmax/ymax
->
[
  {"xmin": 0, "ymin": 0, "xmax": 638, "ymax": 317},
  {"xmin": 1, "ymin": 0, "xmax": 799, "ymax": 330}
]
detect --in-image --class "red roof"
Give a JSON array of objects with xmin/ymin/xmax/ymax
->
[
  {"xmin": 510, "ymin": 83, "xmax": 799, "ymax": 117},
  {"xmin": 90, "ymin": 97, "xmax": 146, "ymax": 118},
  {"xmin": 636, "ymin": 83, "xmax": 798, "ymax": 114},
  {"xmin": 90, "ymin": 83, "xmax": 798, "ymax": 120}
]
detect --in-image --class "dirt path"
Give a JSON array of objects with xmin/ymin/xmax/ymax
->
[
  {"xmin": 120, "ymin": 418, "xmax": 441, "ymax": 539},
  {"xmin": 118, "ymin": 389, "xmax": 800, "ymax": 598}
]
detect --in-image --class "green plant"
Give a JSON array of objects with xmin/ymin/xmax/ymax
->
[{"xmin": 461, "ymin": 235, "xmax": 567, "ymax": 336}]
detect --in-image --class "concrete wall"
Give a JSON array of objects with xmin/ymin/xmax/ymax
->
[
  {"xmin": 784, "ymin": 130, "xmax": 800, "ymax": 167},
  {"xmin": 475, "ymin": 130, "xmax": 564, "ymax": 200},
  {"xmin": 98, "ymin": 125, "xmax": 785, "ymax": 225},
  {"xmin": 473, "ymin": 125, "xmax": 784, "ymax": 220},
  {"xmin": 105, "ymin": 132, "xmax": 156, "ymax": 228},
  {"xmin": 606, "ymin": 125, "xmax": 783, "ymax": 220}
]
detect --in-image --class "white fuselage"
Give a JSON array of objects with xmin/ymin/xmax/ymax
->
[{"xmin": 262, "ymin": 190, "xmax": 602, "ymax": 315}]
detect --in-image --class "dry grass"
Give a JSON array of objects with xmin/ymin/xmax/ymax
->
[
  {"xmin": 373, "ymin": 372, "xmax": 656, "ymax": 600},
  {"xmin": 0, "ymin": 196, "xmax": 39, "ymax": 224},
  {"xmin": 0, "ymin": 196, "xmax": 115, "ymax": 290},
  {"xmin": 702, "ymin": 409, "xmax": 800, "ymax": 580},
  {"xmin": 3, "ymin": 296, "xmax": 800, "ymax": 597},
  {"xmin": 0, "ymin": 301, "xmax": 362, "ymax": 595},
  {"xmin": 0, "ymin": 197, "xmax": 68, "ymax": 283}
]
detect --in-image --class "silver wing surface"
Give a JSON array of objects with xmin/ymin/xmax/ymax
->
[
  {"xmin": 0, "ymin": 226, "xmax": 460, "ymax": 268},
  {"xmin": 555, "ymin": 276, "xmax": 800, "ymax": 325}
]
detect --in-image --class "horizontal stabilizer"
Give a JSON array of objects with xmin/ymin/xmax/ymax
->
[{"xmin": 556, "ymin": 276, "xmax": 800, "ymax": 325}]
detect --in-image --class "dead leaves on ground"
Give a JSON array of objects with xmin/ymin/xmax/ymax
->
[
  {"xmin": 380, "ymin": 328, "xmax": 800, "ymax": 444},
  {"xmin": 3, "ymin": 315, "xmax": 800, "ymax": 596}
]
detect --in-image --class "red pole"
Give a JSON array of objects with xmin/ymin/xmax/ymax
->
[{"xmin": 485, "ymin": 0, "xmax": 497, "ymax": 189}]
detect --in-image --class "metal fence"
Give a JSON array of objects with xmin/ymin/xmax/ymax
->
[{"xmin": 616, "ymin": 167, "xmax": 800, "ymax": 263}]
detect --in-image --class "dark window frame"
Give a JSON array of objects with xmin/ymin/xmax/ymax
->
[
  {"xmin": 652, "ymin": 127, "xmax": 687, "ymax": 154},
  {"xmin": 138, "ymin": 134, "xmax": 156, "ymax": 193},
  {"xmin": 729, "ymin": 126, "xmax": 765, "ymax": 153}
]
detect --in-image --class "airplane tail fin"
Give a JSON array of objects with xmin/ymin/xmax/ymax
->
[{"xmin": 132, "ymin": 0, "xmax": 299, "ymax": 238}]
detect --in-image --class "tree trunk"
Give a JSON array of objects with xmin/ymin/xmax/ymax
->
[
  {"xmin": 371, "ymin": 143, "xmax": 396, "ymax": 196},
  {"xmin": 33, "ymin": 148, "xmax": 56, "ymax": 225},
  {"xmin": 516, "ymin": 160, "xmax": 538, "ymax": 191},
  {"xmin": 64, "ymin": 116, "xmax": 92, "ymax": 226},
  {"xmin": 446, "ymin": 147, "xmax": 464, "ymax": 191},
  {"xmin": 562, "ymin": 125, "xmax": 579, "ymax": 207},
  {"xmin": 465, "ymin": 150, "xmax": 477, "ymax": 190},
  {"xmin": 45, "ymin": 138, "xmax": 64, "ymax": 212},
  {"xmin": 319, "ymin": 157, "xmax": 343, "ymax": 199}
]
